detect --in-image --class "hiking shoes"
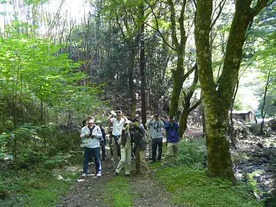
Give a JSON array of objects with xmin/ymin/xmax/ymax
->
[{"xmin": 96, "ymin": 172, "xmax": 102, "ymax": 177}]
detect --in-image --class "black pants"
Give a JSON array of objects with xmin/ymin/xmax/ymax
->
[
  {"xmin": 100, "ymin": 141, "xmax": 106, "ymax": 160},
  {"xmin": 152, "ymin": 138, "xmax": 163, "ymax": 161}
]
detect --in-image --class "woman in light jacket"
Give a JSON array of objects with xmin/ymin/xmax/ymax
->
[{"xmin": 80, "ymin": 117, "xmax": 103, "ymax": 177}]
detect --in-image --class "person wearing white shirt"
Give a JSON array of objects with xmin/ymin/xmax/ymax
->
[
  {"xmin": 108, "ymin": 110, "xmax": 128, "ymax": 161},
  {"xmin": 80, "ymin": 118, "xmax": 103, "ymax": 177}
]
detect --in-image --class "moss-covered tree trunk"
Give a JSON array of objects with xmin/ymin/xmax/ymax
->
[{"xmin": 195, "ymin": 0, "xmax": 270, "ymax": 182}]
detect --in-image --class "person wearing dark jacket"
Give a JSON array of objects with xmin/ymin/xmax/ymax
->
[
  {"xmin": 96, "ymin": 120, "xmax": 106, "ymax": 160},
  {"xmin": 130, "ymin": 118, "xmax": 151, "ymax": 175},
  {"xmin": 164, "ymin": 116, "xmax": 180, "ymax": 159}
]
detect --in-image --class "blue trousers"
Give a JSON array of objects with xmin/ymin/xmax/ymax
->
[{"xmin": 83, "ymin": 147, "xmax": 102, "ymax": 174}]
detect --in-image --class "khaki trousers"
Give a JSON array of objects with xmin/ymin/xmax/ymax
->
[
  {"xmin": 165, "ymin": 142, "xmax": 179, "ymax": 159},
  {"xmin": 135, "ymin": 150, "xmax": 150, "ymax": 174},
  {"xmin": 115, "ymin": 146, "xmax": 132, "ymax": 175}
]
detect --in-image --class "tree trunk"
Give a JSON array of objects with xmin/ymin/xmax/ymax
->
[
  {"xmin": 195, "ymin": 0, "xmax": 269, "ymax": 182},
  {"xmin": 179, "ymin": 99, "xmax": 201, "ymax": 138},
  {"xmin": 260, "ymin": 69, "xmax": 271, "ymax": 135},
  {"xmin": 129, "ymin": 48, "xmax": 137, "ymax": 117},
  {"xmin": 168, "ymin": 0, "xmax": 187, "ymax": 116},
  {"xmin": 229, "ymin": 81, "xmax": 239, "ymax": 149},
  {"xmin": 139, "ymin": 3, "xmax": 147, "ymax": 125},
  {"xmin": 179, "ymin": 108, "xmax": 189, "ymax": 137},
  {"xmin": 179, "ymin": 64, "xmax": 200, "ymax": 137}
]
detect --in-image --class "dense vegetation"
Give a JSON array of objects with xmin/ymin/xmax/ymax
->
[{"xmin": 0, "ymin": 0, "xmax": 275, "ymax": 206}]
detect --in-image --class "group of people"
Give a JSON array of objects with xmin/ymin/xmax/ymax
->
[{"xmin": 80, "ymin": 110, "xmax": 180, "ymax": 178}]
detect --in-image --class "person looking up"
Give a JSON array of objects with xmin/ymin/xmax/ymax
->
[{"xmin": 108, "ymin": 110, "xmax": 129, "ymax": 162}]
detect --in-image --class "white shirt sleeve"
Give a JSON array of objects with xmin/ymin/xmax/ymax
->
[
  {"xmin": 80, "ymin": 126, "xmax": 89, "ymax": 138},
  {"xmin": 92, "ymin": 126, "xmax": 103, "ymax": 138}
]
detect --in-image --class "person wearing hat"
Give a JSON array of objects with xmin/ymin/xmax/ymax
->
[
  {"xmin": 130, "ymin": 118, "xmax": 151, "ymax": 175},
  {"xmin": 164, "ymin": 115, "xmax": 180, "ymax": 160},
  {"xmin": 80, "ymin": 117, "xmax": 103, "ymax": 177},
  {"xmin": 108, "ymin": 110, "xmax": 129, "ymax": 162},
  {"xmin": 146, "ymin": 113, "xmax": 165, "ymax": 163},
  {"xmin": 114, "ymin": 121, "xmax": 132, "ymax": 176}
]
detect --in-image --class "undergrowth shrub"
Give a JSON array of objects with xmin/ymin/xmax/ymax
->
[
  {"xmin": 176, "ymin": 138, "xmax": 207, "ymax": 169},
  {"xmin": 1, "ymin": 123, "xmax": 81, "ymax": 170}
]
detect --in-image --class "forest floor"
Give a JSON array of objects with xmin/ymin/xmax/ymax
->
[
  {"xmin": 57, "ymin": 158, "xmax": 183, "ymax": 207},
  {"xmin": 57, "ymin": 125, "xmax": 276, "ymax": 207},
  {"xmin": 57, "ymin": 129, "xmax": 206, "ymax": 207}
]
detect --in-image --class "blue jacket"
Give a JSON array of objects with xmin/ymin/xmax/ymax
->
[{"xmin": 164, "ymin": 121, "xmax": 179, "ymax": 143}]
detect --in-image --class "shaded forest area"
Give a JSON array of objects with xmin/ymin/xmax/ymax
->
[{"xmin": 0, "ymin": 0, "xmax": 276, "ymax": 206}]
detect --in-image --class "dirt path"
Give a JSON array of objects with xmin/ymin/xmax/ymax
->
[{"xmin": 57, "ymin": 159, "xmax": 181, "ymax": 207}]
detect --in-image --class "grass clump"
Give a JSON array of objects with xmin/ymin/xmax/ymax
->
[{"xmin": 105, "ymin": 176, "xmax": 133, "ymax": 207}]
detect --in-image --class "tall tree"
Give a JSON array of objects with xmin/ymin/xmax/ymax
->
[
  {"xmin": 195, "ymin": 0, "xmax": 273, "ymax": 181},
  {"xmin": 146, "ymin": 0, "xmax": 201, "ymax": 135},
  {"xmin": 138, "ymin": 1, "xmax": 147, "ymax": 124}
]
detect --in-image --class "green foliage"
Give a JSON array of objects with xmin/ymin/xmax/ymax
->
[
  {"xmin": 0, "ymin": 25, "xmax": 102, "ymax": 128},
  {"xmin": 0, "ymin": 168, "xmax": 78, "ymax": 207},
  {"xmin": 105, "ymin": 176, "xmax": 133, "ymax": 207},
  {"xmin": 0, "ymin": 133, "xmax": 12, "ymax": 160},
  {"xmin": 156, "ymin": 167, "xmax": 263, "ymax": 207},
  {"xmin": 175, "ymin": 138, "xmax": 207, "ymax": 169},
  {"xmin": 245, "ymin": 2, "xmax": 276, "ymax": 118},
  {"xmin": 24, "ymin": 0, "xmax": 48, "ymax": 6},
  {"xmin": 0, "ymin": 122, "xmax": 81, "ymax": 171}
]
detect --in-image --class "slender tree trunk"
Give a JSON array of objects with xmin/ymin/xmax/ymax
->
[
  {"xmin": 179, "ymin": 64, "xmax": 200, "ymax": 136},
  {"xmin": 179, "ymin": 100, "xmax": 201, "ymax": 137},
  {"xmin": 229, "ymin": 81, "xmax": 239, "ymax": 149},
  {"xmin": 139, "ymin": 2, "xmax": 147, "ymax": 125},
  {"xmin": 129, "ymin": 48, "xmax": 137, "ymax": 117},
  {"xmin": 168, "ymin": 0, "xmax": 187, "ymax": 116},
  {"xmin": 260, "ymin": 69, "xmax": 271, "ymax": 135}
]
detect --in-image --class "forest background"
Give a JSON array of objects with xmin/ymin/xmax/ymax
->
[{"xmin": 0, "ymin": 0, "xmax": 275, "ymax": 206}]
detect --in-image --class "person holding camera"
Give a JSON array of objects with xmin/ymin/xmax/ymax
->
[
  {"xmin": 131, "ymin": 118, "xmax": 151, "ymax": 175},
  {"xmin": 80, "ymin": 117, "xmax": 103, "ymax": 177},
  {"xmin": 164, "ymin": 115, "xmax": 180, "ymax": 161},
  {"xmin": 146, "ymin": 113, "xmax": 165, "ymax": 163}
]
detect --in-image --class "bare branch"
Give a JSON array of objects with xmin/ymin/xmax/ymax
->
[
  {"xmin": 252, "ymin": 0, "xmax": 273, "ymax": 16},
  {"xmin": 211, "ymin": 0, "xmax": 227, "ymax": 29},
  {"xmin": 143, "ymin": 0, "xmax": 176, "ymax": 51}
]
